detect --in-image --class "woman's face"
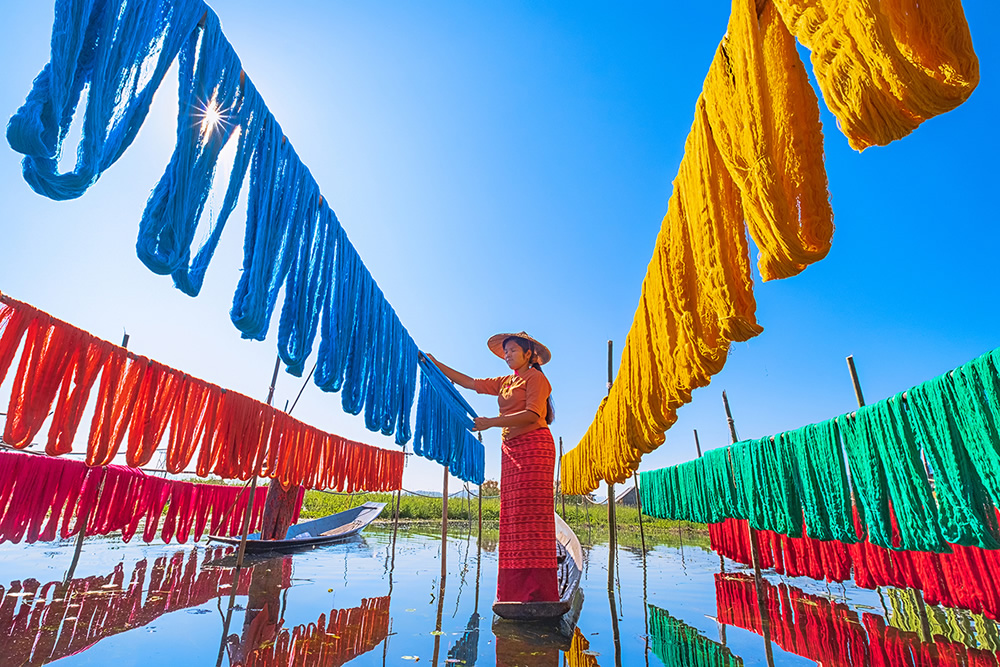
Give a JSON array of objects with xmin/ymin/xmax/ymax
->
[{"xmin": 503, "ymin": 340, "xmax": 531, "ymax": 371}]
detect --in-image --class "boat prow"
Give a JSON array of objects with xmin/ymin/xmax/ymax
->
[
  {"xmin": 492, "ymin": 513, "xmax": 583, "ymax": 622},
  {"xmin": 208, "ymin": 501, "xmax": 386, "ymax": 553}
]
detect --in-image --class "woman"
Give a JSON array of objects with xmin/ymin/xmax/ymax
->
[{"xmin": 427, "ymin": 331, "xmax": 558, "ymax": 603}]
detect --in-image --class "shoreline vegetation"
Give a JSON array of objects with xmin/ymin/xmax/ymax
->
[{"xmin": 301, "ymin": 490, "xmax": 710, "ymax": 549}]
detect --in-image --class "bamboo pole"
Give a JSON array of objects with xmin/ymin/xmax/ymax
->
[
  {"xmin": 441, "ymin": 466, "xmax": 449, "ymax": 582},
  {"xmin": 64, "ymin": 330, "xmax": 128, "ymax": 584},
  {"xmin": 477, "ymin": 433, "xmax": 483, "ymax": 548},
  {"xmin": 845, "ymin": 355, "xmax": 933, "ymax": 642},
  {"xmin": 559, "ymin": 437, "xmax": 567, "ymax": 520},
  {"xmin": 233, "ymin": 355, "xmax": 281, "ymax": 570},
  {"xmin": 215, "ymin": 353, "xmax": 281, "ymax": 667},
  {"xmin": 634, "ymin": 473, "xmax": 646, "ymax": 553},
  {"xmin": 607, "ymin": 340, "xmax": 618, "ymax": 592},
  {"xmin": 722, "ymin": 390, "xmax": 774, "ymax": 667},
  {"xmin": 604, "ymin": 324, "xmax": 624, "ymax": 667}
]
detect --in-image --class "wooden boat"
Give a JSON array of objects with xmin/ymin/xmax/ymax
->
[
  {"xmin": 208, "ymin": 502, "xmax": 386, "ymax": 553},
  {"xmin": 492, "ymin": 513, "xmax": 584, "ymax": 622}
]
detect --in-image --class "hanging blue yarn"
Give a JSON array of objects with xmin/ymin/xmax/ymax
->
[
  {"xmin": 137, "ymin": 12, "xmax": 268, "ymax": 295},
  {"xmin": 414, "ymin": 355, "xmax": 485, "ymax": 484},
  {"xmin": 315, "ymin": 226, "xmax": 361, "ymax": 394},
  {"xmin": 230, "ymin": 116, "xmax": 308, "ymax": 341},
  {"xmin": 8, "ymin": 0, "xmax": 467, "ymax": 461},
  {"xmin": 7, "ymin": 0, "xmax": 205, "ymax": 200},
  {"xmin": 307, "ymin": 223, "xmax": 416, "ymax": 444},
  {"xmin": 277, "ymin": 204, "xmax": 337, "ymax": 377}
]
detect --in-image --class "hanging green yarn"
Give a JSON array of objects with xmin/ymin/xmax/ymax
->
[
  {"xmin": 639, "ymin": 459, "xmax": 713, "ymax": 524},
  {"xmin": 703, "ymin": 446, "xmax": 741, "ymax": 522},
  {"xmin": 728, "ymin": 440, "xmax": 756, "ymax": 523},
  {"xmin": 778, "ymin": 420, "xmax": 856, "ymax": 543},
  {"xmin": 841, "ymin": 396, "xmax": 946, "ymax": 552},
  {"xmin": 907, "ymin": 372, "xmax": 1000, "ymax": 549},
  {"xmin": 647, "ymin": 605, "xmax": 744, "ymax": 667},
  {"xmin": 748, "ymin": 436, "xmax": 803, "ymax": 537},
  {"xmin": 638, "ymin": 345, "xmax": 1000, "ymax": 553},
  {"xmin": 949, "ymin": 350, "xmax": 1000, "ymax": 511}
]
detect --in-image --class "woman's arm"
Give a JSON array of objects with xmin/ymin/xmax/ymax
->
[
  {"xmin": 424, "ymin": 353, "xmax": 476, "ymax": 390},
  {"xmin": 473, "ymin": 410, "xmax": 538, "ymax": 432}
]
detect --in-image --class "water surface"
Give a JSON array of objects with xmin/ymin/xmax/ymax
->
[{"xmin": 0, "ymin": 522, "xmax": 994, "ymax": 665}]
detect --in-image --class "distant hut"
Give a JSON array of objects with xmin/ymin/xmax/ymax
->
[{"xmin": 615, "ymin": 485, "xmax": 638, "ymax": 507}]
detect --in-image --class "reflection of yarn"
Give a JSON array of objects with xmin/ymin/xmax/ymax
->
[
  {"xmin": 716, "ymin": 572, "xmax": 1000, "ymax": 666},
  {"xmin": 565, "ymin": 628, "xmax": 600, "ymax": 667},
  {"xmin": 0, "ymin": 450, "xmax": 298, "ymax": 544},
  {"xmin": 0, "ymin": 547, "xmax": 260, "ymax": 666},
  {"xmin": 0, "ymin": 297, "xmax": 403, "ymax": 492},
  {"xmin": 648, "ymin": 605, "xmax": 743, "ymax": 667},
  {"xmin": 711, "ymin": 516, "xmax": 1000, "ymax": 621},
  {"xmin": 234, "ymin": 596, "xmax": 391, "ymax": 667}
]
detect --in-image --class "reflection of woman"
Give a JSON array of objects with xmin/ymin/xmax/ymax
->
[{"xmin": 427, "ymin": 331, "xmax": 558, "ymax": 602}]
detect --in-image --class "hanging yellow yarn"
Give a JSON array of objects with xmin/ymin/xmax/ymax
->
[
  {"xmin": 562, "ymin": 0, "xmax": 978, "ymax": 495},
  {"xmin": 770, "ymin": 0, "xmax": 979, "ymax": 150},
  {"xmin": 704, "ymin": 0, "xmax": 834, "ymax": 281},
  {"xmin": 563, "ymin": 0, "xmax": 831, "ymax": 494}
]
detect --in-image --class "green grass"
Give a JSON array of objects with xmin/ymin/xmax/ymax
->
[{"xmin": 300, "ymin": 490, "xmax": 708, "ymax": 548}]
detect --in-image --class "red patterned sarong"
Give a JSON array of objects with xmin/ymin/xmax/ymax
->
[{"xmin": 497, "ymin": 427, "xmax": 557, "ymax": 602}]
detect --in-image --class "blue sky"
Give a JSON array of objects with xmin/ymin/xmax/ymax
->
[{"xmin": 0, "ymin": 1, "xmax": 997, "ymax": 496}]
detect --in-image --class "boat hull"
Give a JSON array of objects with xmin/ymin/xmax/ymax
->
[
  {"xmin": 208, "ymin": 501, "xmax": 386, "ymax": 553},
  {"xmin": 492, "ymin": 513, "xmax": 583, "ymax": 622}
]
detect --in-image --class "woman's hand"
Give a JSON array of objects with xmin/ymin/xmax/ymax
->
[
  {"xmin": 472, "ymin": 416, "xmax": 494, "ymax": 431},
  {"xmin": 421, "ymin": 353, "xmax": 476, "ymax": 390}
]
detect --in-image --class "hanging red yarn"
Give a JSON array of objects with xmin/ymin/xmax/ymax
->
[
  {"xmin": 0, "ymin": 295, "xmax": 404, "ymax": 492},
  {"xmin": 47, "ymin": 338, "xmax": 111, "ymax": 456},
  {"xmin": 0, "ymin": 451, "xmax": 284, "ymax": 545}
]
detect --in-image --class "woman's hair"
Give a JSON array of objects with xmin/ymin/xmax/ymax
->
[{"xmin": 503, "ymin": 336, "xmax": 555, "ymax": 425}]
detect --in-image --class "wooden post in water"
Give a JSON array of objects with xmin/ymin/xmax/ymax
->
[
  {"xmin": 845, "ymin": 355, "xmax": 933, "ymax": 642},
  {"xmin": 441, "ymin": 466, "xmax": 449, "ymax": 582},
  {"xmin": 65, "ymin": 330, "xmax": 128, "ymax": 584},
  {"xmin": 633, "ymin": 473, "xmax": 647, "ymax": 553},
  {"xmin": 722, "ymin": 390, "xmax": 774, "ymax": 667},
  {"xmin": 215, "ymin": 353, "xmax": 282, "ymax": 667},
  {"xmin": 695, "ymin": 427, "xmax": 727, "ymax": 644},
  {"xmin": 392, "ymin": 486, "xmax": 401, "ymax": 541},
  {"xmin": 606, "ymin": 342, "xmax": 624, "ymax": 667},
  {"xmin": 234, "ymin": 355, "xmax": 282, "ymax": 571},
  {"xmin": 477, "ymin": 433, "xmax": 483, "ymax": 547},
  {"xmin": 606, "ymin": 340, "xmax": 618, "ymax": 592},
  {"xmin": 697, "ymin": 427, "xmax": 725, "ymax": 572},
  {"xmin": 558, "ymin": 437, "xmax": 567, "ymax": 521}
]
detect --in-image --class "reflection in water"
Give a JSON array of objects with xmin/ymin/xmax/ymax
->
[
  {"xmin": 716, "ymin": 572, "xmax": 1000, "ymax": 665},
  {"xmin": 225, "ymin": 555, "xmax": 295, "ymax": 664},
  {"xmin": 229, "ymin": 596, "xmax": 391, "ymax": 667},
  {"xmin": 887, "ymin": 588, "xmax": 1000, "ymax": 652},
  {"xmin": 448, "ymin": 612, "xmax": 481, "ymax": 666},
  {"xmin": 446, "ymin": 521, "xmax": 485, "ymax": 666},
  {"xmin": 566, "ymin": 628, "xmax": 600, "ymax": 667},
  {"xmin": 494, "ymin": 629, "xmax": 562, "ymax": 666},
  {"xmin": 647, "ymin": 604, "xmax": 743, "ymax": 666},
  {"xmin": 0, "ymin": 547, "xmax": 251, "ymax": 666}
]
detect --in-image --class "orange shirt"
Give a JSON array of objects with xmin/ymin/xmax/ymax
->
[{"xmin": 473, "ymin": 367, "xmax": 551, "ymax": 441}]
